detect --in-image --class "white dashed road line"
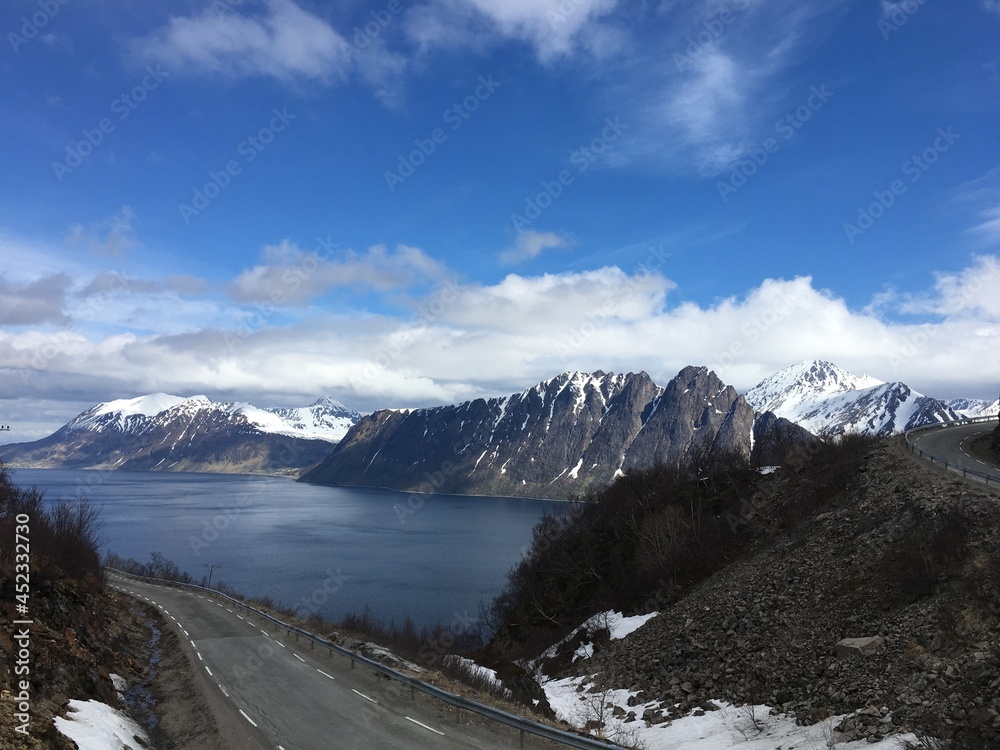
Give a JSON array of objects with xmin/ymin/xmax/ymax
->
[
  {"xmin": 317, "ymin": 669, "xmax": 335, "ymax": 681},
  {"xmin": 239, "ymin": 709, "xmax": 258, "ymax": 727},
  {"xmin": 352, "ymin": 689, "xmax": 377, "ymax": 704},
  {"xmin": 293, "ymin": 654, "xmax": 305, "ymax": 663},
  {"xmin": 405, "ymin": 717, "xmax": 445, "ymax": 736}
]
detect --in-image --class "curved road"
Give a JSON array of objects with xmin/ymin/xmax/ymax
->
[
  {"xmin": 908, "ymin": 421, "xmax": 1000, "ymax": 484},
  {"xmin": 109, "ymin": 574, "xmax": 552, "ymax": 750}
]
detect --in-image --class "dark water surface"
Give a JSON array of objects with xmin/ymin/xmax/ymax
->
[{"xmin": 16, "ymin": 468, "xmax": 558, "ymax": 627}]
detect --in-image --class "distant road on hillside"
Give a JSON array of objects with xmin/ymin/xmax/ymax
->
[{"xmin": 907, "ymin": 420, "xmax": 1000, "ymax": 485}]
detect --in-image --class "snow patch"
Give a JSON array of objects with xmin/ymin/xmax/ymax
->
[
  {"xmin": 54, "ymin": 699, "xmax": 151, "ymax": 749},
  {"xmin": 539, "ymin": 675, "xmax": 918, "ymax": 750}
]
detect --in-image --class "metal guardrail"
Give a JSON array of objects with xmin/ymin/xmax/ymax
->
[
  {"xmin": 904, "ymin": 415, "xmax": 1000, "ymax": 486},
  {"xmin": 104, "ymin": 567, "xmax": 625, "ymax": 750}
]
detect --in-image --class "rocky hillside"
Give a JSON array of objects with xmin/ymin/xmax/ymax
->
[
  {"xmin": 512, "ymin": 440, "xmax": 1000, "ymax": 745},
  {"xmin": 301, "ymin": 367, "xmax": 801, "ymax": 498}
]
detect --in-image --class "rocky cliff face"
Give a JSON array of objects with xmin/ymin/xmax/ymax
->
[{"xmin": 301, "ymin": 367, "xmax": 783, "ymax": 498}]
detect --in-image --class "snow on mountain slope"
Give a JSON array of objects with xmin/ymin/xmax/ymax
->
[
  {"xmin": 745, "ymin": 360, "xmax": 882, "ymax": 415},
  {"xmin": 746, "ymin": 360, "xmax": 956, "ymax": 436},
  {"xmin": 68, "ymin": 394, "xmax": 361, "ymax": 442},
  {"xmin": 264, "ymin": 398, "xmax": 361, "ymax": 442},
  {"xmin": 71, "ymin": 393, "xmax": 188, "ymax": 430},
  {"xmin": 946, "ymin": 398, "xmax": 999, "ymax": 420}
]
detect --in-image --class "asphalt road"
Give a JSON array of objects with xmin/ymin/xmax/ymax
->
[
  {"xmin": 908, "ymin": 421, "xmax": 1000, "ymax": 483},
  {"xmin": 109, "ymin": 574, "xmax": 559, "ymax": 750}
]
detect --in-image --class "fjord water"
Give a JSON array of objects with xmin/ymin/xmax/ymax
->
[{"xmin": 17, "ymin": 469, "xmax": 558, "ymax": 627}]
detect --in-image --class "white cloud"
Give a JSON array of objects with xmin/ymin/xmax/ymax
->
[
  {"xmin": 613, "ymin": 0, "xmax": 849, "ymax": 175},
  {"xmin": 5, "ymin": 256, "xmax": 1000, "ymax": 432},
  {"xmin": 970, "ymin": 207, "xmax": 1000, "ymax": 243},
  {"xmin": 66, "ymin": 206, "xmax": 139, "ymax": 257},
  {"xmin": 500, "ymin": 229, "xmax": 571, "ymax": 264},
  {"xmin": 900, "ymin": 255, "xmax": 1000, "ymax": 319},
  {"xmin": 987, "ymin": 1, "xmax": 1000, "ymax": 15},
  {"xmin": 132, "ymin": 0, "xmax": 352, "ymax": 84},
  {"xmin": 228, "ymin": 240, "xmax": 450, "ymax": 305},
  {"xmin": 0, "ymin": 274, "xmax": 72, "ymax": 326},
  {"xmin": 405, "ymin": 0, "xmax": 623, "ymax": 62}
]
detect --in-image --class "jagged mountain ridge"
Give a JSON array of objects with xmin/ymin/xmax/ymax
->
[
  {"xmin": 946, "ymin": 398, "xmax": 1000, "ymax": 420},
  {"xmin": 745, "ymin": 360, "xmax": 958, "ymax": 436},
  {"xmin": 0, "ymin": 394, "xmax": 362, "ymax": 473},
  {"xmin": 300, "ymin": 367, "xmax": 792, "ymax": 498}
]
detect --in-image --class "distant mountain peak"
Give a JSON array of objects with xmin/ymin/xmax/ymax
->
[{"xmin": 746, "ymin": 361, "xmax": 952, "ymax": 436}]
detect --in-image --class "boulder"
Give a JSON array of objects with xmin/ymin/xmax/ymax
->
[{"xmin": 834, "ymin": 636, "xmax": 885, "ymax": 657}]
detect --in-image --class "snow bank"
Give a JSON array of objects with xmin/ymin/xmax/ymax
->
[
  {"xmin": 54, "ymin": 699, "xmax": 150, "ymax": 750},
  {"xmin": 540, "ymin": 674, "xmax": 919, "ymax": 750},
  {"xmin": 539, "ymin": 610, "xmax": 659, "ymax": 664}
]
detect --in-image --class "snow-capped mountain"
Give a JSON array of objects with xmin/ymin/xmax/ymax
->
[
  {"xmin": 945, "ymin": 398, "xmax": 999, "ymax": 420},
  {"xmin": 301, "ymin": 367, "xmax": 801, "ymax": 498},
  {"xmin": 68, "ymin": 394, "xmax": 359, "ymax": 443},
  {"xmin": 745, "ymin": 360, "xmax": 957, "ymax": 436},
  {"xmin": 0, "ymin": 394, "xmax": 362, "ymax": 474}
]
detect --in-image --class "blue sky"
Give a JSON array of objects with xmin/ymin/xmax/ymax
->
[{"xmin": 1, "ymin": 0, "xmax": 999, "ymax": 440}]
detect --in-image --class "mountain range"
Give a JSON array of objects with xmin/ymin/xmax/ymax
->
[
  {"xmin": 300, "ymin": 367, "xmax": 803, "ymax": 498},
  {"xmin": 0, "ymin": 394, "xmax": 361, "ymax": 474},
  {"xmin": 2, "ymin": 359, "xmax": 992, "ymax": 486}
]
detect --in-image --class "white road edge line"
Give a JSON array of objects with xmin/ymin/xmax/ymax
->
[
  {"xmin": 260, "ymin": 630, "xmax": 269, "ymax": 636},
  {"xmin": 273, "ymin": 639, "xmax": 285, "ymax": 648},
  {"xmin": 351, "ymin": 689, "xmax": 377, "ymax": 704},
  {"xmin": 293, "ymin": 654, "xmax": 305, "ymax": 662},
  {"xmin": 219, "ymin": 685, "xmax": 229, "ymax": 697},
  {"xmin": 190, "ymin": 640, "xmax": 196, "ymax": 648},
  {"xmin": 205, "ymin": 666, "xmax": 213, "ymax": 676},
  {"xmin": 197, "ymin": 652, "xmax": 203, "ymax": 661},
  {"xmin": 405, "ymin": 716, "xmax": 445, "ymax": 736},
  {"xmin": 317, "ymin": 669, "xmax": 335, "ymax": 680},
  {"xmin": 239, "ymin": 709, "xmax": 257, "ymax": 727}
]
